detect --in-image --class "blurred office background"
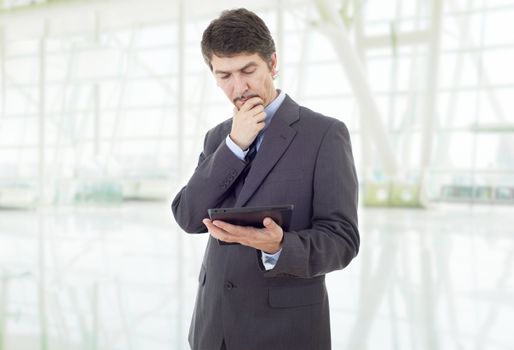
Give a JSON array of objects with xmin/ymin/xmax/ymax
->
[{"xmin": 0, "ymin": 0, "xmax": 513, "ymax": 349}]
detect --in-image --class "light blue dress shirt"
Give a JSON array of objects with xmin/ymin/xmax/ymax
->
[{"xmin": 225, "ymin": 90, "xmax": 286, "ymax": 270}]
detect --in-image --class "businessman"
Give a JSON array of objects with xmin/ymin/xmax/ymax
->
[{"xmin": 172, "ymin": 8, "xmax": 359, "ymax": 350}]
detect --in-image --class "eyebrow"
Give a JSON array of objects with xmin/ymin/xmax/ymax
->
[{"xmin": 214, "ymin": 62, "xmax": 258, "ymax": 75}]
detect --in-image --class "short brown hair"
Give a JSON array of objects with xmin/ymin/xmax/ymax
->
[{"xmin": 201, "ymin": 8, "xmax": 276, "ymax": 71}]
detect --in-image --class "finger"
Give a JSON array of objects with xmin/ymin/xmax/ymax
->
[
  {"xmin": 263, "ymin": 217, "xmax": 277, "ymax": 230},
  {"xmin": 204, "ymin": 219, "xmax": 228, "ymax": 234},
  {"xmin": 213, "ymin": 220, "xmax": 239, "ymax": 234},
  {"xmin": 253, "ymin": 111, "xmax": 267, "ymax": 122},
  {"xmin": 204, "ymin": 219, "xmax": 237, "ymax": 242},
  {"xmin": 251, "ymin": 104, "xmax": 265, "ymax": 114},
  {"xmin": 254, "ymin": 122, "xmax": 266, "ymax": 134},
  {"xmin": 240, "ymin": 96, "xmax": 263, "ymax": 111},
  {"xmin": 213, "ymin": 221, "xmax": 257, "ymax": 246},
  {"xmin": 203, "ymin": 219, "xmax": 219, "ymax": 232},
  {"xmin": 246, "ymin": 96, "xmax": 263, "ymax": 105}
]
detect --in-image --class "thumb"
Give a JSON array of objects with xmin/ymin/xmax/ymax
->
[{"xmin": 263, "ymin": 217, "xmax": 276, "ymax": 229}]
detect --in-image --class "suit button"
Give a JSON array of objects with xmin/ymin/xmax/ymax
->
[{"xmin": 225, "ymin": 281, "xmax": 235, "ymax": 290}]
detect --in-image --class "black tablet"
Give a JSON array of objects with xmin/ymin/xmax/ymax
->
[{"xmin": 208, "ymin": 204, "xmax": 294, "ymax": 245}]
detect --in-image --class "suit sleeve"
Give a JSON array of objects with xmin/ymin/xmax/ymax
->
[
  {"xmin": 264, "ymin": 120, "xmax": 359, "ymax": 278},
  {"xmin": 172, "ymin": 129, "xmax": 248, "ymax": 233}
]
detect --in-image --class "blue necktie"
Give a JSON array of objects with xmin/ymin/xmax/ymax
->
[
  {"xmin": 245, "ymin": 138, "xmax": 258, "ymax": 162},
  {"xmin": 241, "ymin": 137, "xmax": 259, "ymax": 183}
]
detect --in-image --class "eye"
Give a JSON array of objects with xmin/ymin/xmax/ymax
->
[
  {"xmin": 242, "ymin": 68, "xmax": 256, "ymax": 75},
  {"xmin": 220, "ymin": 74, "xmax": 230, "ymax": 80}
]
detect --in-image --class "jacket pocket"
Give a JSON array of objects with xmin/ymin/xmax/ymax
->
[
  {"xmin": 268, "ymin": 282, "xmax": 324, "ymax": 308},
  {"xmin": 198, "ymin": 265, "xmax": 206, "ymax": 286}
]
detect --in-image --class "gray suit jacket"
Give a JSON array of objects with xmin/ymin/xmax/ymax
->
[{"xmin": 172, "ymin": 95, "xmax": 359, "ymax": 350}]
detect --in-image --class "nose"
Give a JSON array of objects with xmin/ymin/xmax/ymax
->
[{"xmin": 233, "ymin": 75, "xmax": 248, "ymax": 97}]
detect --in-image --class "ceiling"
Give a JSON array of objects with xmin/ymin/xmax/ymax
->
[{"xmin": 0, "ymin": 0, "xmax": 311, "ymax": 40}]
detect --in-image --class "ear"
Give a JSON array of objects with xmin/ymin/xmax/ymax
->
[{"xmin": 270, "ymin": 53, "xmax": 278, "ymax": 77}]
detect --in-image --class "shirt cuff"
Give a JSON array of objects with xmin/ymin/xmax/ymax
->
[
  {"xmin": 261, "ymin": 249, "xmax": 282, "ymax": 270},
  {"xmin": 225, "ymin": 135, "xmax": 248, "ymax": 161}
]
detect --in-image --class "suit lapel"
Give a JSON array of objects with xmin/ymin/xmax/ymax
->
[{"xmin": 235, "ymin": 95, "xmax": 299, "ymax": 207}]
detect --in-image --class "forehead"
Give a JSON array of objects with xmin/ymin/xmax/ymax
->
[{"xmin": 211, "ymin": 53, "xmax": 266, "ymax": 72}]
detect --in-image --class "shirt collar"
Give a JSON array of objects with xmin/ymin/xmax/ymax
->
[{"xmin": 263, "ymin": 89, "xmax": 286, "ymax": 130}]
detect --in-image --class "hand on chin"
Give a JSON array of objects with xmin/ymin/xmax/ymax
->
[{"xmin": 234, "ymin": 94, "xmax": 260, "ymax": 110}]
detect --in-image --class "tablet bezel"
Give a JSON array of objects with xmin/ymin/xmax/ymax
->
[{"xmin": 208, "ymin": 204, "xmax": 294, "ymax": 231}]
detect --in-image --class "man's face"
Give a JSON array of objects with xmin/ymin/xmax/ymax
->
[{"xmin": 211, "ymin": 52, "xmax": 277, "ymax": 110}]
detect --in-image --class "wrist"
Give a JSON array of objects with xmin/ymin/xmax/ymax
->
[
  {"xmin": 264, "ymin": 245, "xmax": 281, "ymax": 255},
  {"xmin": 229, "ymin": 133, "xmax": 249, "ymax": 151},
  {"xmin": 263, "ymin": 236, "xmax": 283, "ymax": 255}
]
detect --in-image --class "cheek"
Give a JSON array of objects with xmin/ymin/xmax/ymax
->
[
  {"xmin": 253, "ymin": 75, "xmax": 269, "ymax": 92},
  {"xmin": 262, "ymin": 76, "xmax": 274, "ymax": 95}
]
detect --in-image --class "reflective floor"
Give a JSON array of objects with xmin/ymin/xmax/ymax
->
[{"xmin": 0, "ymin": 202, "xmax": 513, "ymax": 349}]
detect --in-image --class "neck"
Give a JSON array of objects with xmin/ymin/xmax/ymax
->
[{"xmin": 267, "ymin": 88, "xmax": 278, "ymax": 106}]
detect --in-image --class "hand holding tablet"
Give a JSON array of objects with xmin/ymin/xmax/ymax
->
[{"xmin": 207, "ymin": 204, "xmax": 294, "ymax": 245}]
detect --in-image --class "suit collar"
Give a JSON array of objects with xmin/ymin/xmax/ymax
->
[
  {"xmin": 275, "ymin": 94, "xmax": 300, "ymax": 126},
  {"xmin": 235, "ymin": 94, "xmax": 299, "ymax": 207},
  {"xmin": 262, "ymin": 89, "xmax": 287, "ymax": 130}
]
